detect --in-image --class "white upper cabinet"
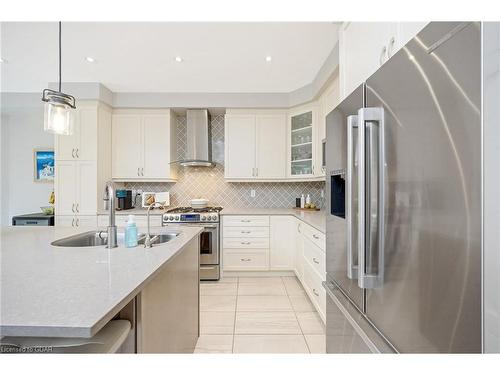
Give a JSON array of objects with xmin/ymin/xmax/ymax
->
[
  {"xmin": 112, "ymin": 109, "xmax": 177, "ymax": 181},
  {"xmin": 255, "ymin": 114, "xmax": 286, "ymax": 179},
  {"xmin": 55, "ymin": 103, "xmax": 98, "ymax": 161},
  {"xmin": 340, "ymin": 22, "xmax": 398, "ymax": 98},
  {"xmin": 112, "ymin": 114, "xmax": 142, "ymax": 179},
  {"xmin": 287, "ymin": 104, "xmax": 319, "ymax": 179},
  {"xmin": 316, "ymin": 75, "xmax": 340, "ymax": 177},
  {"xmin": 339, "ymin": 22, "xmax": 429, "ymax": 99},
  {"xmin": 225, "ymin": 114, "xmax": 256, "ymax": 179},
  {"xmin": 225, "ymin": 111, "xmax": 287, "ymax": 180}
]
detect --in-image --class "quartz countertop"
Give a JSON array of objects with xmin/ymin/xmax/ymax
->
[
  {"xmin": 220, "ymin": 208, "xmax": 325, "ymax": 233},
  {"xmin": 0, "ymin": 225, "xmax": 202, "ymax": 338}
]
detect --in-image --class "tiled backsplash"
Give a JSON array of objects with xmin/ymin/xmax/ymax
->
[{"xmin": 124, "ymin": 114, "xmax": 325, "ymax": 209}]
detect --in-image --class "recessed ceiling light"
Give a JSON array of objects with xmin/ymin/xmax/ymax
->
[
  {"xmin": 265, "ymin": 56, "xmax": 272, "ymax": 62},
  {"xmin": 85, "ymin": 56, "xmax": 95, "ymax": 63},
  {"xmin": 175, "ymin": 56, "xmax": 183, "ymax": 63}
]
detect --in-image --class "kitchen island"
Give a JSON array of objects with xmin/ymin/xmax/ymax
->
[{"xmin": 0, "ymin": 225, "xmax": 202, "ymax": 353}]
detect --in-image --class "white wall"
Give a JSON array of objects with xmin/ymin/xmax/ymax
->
[{"xmin": 1, "ymin": 93, "xmax": 54, "ymax": 226}]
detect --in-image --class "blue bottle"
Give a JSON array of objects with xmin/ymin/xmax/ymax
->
[{"xmin": 125, "ymin": 215, "xmax": 138, "ymax": 248}]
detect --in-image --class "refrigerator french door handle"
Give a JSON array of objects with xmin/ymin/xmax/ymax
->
[
  {"xmin": 346, "ymin": 115, "xmax": 359, "ymax": 280},
  {"xmin": 357, "ymin": 107, "xmax": 385, "ymax": 289}
]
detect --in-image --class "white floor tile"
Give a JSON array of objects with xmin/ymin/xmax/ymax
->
[
  {"xmin": 235, "ymin": 311, "xmax": 301, "ymax": 334},
  {"xmin": 238, "ymin": 277, "xmax": 284, "ymax": 285},
  {"xmin": 233, "ymin": 335, "xmax": 309, "ymax": 353},
  {"xmin": 200, "ymin": 282, "xmax": 238, "ymax": 296},
  {"xmin": 200, "ymin": 311, "xmax": 235, "ymax": 334},
  {"xmin": 296, "ymin": 312, "xmax": 326, "ymax": 334},
  {"xmin": 282, "ymin": 276, "xmax": 306, "ymax": 296},
  {"xmin": 237, "ymin": 295, "xmax": 293, "ymax": 311},
  {"xmin": 200, "ymin": 295, "xmax": 237, "ymax": 312},
  {"xmin": 289, "ymin": 294, "xmax": 316, "ymax": 312},
  {"xmin": 238, "ymin": 283, "xmax": 287, "ymax": 296},
  {"xmin": 304, "ymin": 335, "xmax": 326, "ymax": 353},
  {"xmin": 194, "ymin": 335, "xmax": 233, "ymax": 354}
]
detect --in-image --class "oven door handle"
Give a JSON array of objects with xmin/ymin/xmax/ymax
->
[{"xmin": 184, "ymin": 224, "xmax": 218, "ymax": 229}]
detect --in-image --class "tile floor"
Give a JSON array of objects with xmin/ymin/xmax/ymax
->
[{"xmin": 194, "ymin": 276, "xmax": 326, "ymax": 354}]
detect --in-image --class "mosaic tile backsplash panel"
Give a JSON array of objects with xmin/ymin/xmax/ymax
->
[{"xmin": 124, "ymin": 114, "xmax": 325, "ymax": 209}]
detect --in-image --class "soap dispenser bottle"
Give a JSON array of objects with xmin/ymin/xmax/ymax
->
[{"xmin": 125, "ymin": 215, "xmax": 138, "ymax": 248}]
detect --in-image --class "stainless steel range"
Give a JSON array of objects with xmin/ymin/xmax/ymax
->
[{"xmin": 162, "ymin": 206, "xmax": 222, "ymax": 281}]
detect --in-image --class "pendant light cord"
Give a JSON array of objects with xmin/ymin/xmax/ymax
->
[{"xmin": 58, "ymin": 21, "xmax": 62, "ymax": 93}]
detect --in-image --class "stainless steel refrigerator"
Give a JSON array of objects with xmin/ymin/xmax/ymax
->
[{"xmin": 324, "ymin": 22, "xmax": 482, "ymax": 353}]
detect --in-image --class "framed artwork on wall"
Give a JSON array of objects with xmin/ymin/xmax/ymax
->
[{"xmin": 34, "ymin": 149, "xmax": 55, "ymax": 182}]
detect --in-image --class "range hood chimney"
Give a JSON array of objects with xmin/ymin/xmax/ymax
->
[{"xmin": 176, "ymin": 109, "xmax": 215, "ymax": 167}]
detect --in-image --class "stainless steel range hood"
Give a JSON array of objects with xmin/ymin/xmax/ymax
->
[{"xmin": 174, "ymin": 109, "xmax": 215, "ymax": 167}]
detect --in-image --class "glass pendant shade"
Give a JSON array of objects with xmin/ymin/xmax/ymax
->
[
  {"xmin": 42, "ymin": 22, "xmax": 76, "ymax": 135},
  {"xmin": 43, "ymin": 100, "xmax": 74, "ymax": 135}
]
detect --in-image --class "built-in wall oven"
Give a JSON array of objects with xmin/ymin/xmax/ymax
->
[{"xmin": 162, "ymin": 207, "xmax": 221, "ymax": 281}]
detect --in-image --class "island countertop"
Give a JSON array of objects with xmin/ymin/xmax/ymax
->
[{"xmin": 0, "ymin": 225, "xmax": 202, "ymax": 339}]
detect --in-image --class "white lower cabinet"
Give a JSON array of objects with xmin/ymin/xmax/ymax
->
[
  {"xmin": 223, "ymin": 249, "xmax": 269, "ymax": 271},
  {"xmin": 55, "ymin": 215, "xmax": 97, "ymax": 229},
  {"xmin": 270, "ymin": 216, "xmax": 295, "ymax": 270},
  {"xmin": 222, "ymin": 214, "xmax": 326, "ymax": 321}
]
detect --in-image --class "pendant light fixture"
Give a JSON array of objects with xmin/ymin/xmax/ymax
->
[{"xmin": 42, "ymin": 22, "xmax": 76, "ymax": 135}]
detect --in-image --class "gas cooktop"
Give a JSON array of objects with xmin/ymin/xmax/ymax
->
[{"xmin": 163, "ymin": 206, "xmax": 223, "ymax": 223}]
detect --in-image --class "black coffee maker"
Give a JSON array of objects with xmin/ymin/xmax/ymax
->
[{"xmin": 116, "ymin": 190, "xmax": 133, "ymax": 210}]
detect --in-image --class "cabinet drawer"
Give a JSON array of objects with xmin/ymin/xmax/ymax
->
[
  {"xmin": 223, "ymin": 250, "xmax": 269, "ymax": 270},
  {"xmin": 224, "ymin": 226, "xmax": 270, "ymax": 238},
  {"xmin": 303, "ymin": 261, "xmax": 326, "ymax": 322},
  {"xmin": 302, "ymin": 223, "xmax": 325, "ymax": 251},
  {"xmin": 223, "ymin": 237, "xmax": 269, "ymax": 249},
  {"xmin": 303, "ymin": 237, "xmax": 326, "ymax": 278},
  {"xmin": 223, "ymin": 215, "xmax": 270, "ymax": 227}
]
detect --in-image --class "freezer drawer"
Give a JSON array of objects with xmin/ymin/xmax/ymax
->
[{"xmin": 324, "ymin": 280, "xmax": 394, "ymax": 353}]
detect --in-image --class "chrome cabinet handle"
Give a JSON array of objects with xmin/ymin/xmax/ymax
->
[
  {"xmin": 240, "ymin": 258, "xmax": 251, "ymax": 262},
  {"xmin": 71, "ymin": 148, "xmax": 75, "ymax": 158},
  {"xmin": 240, "ymin": 241, "xmax": 251, "ymax": 245},
  {"xmin": 387, "ymin": 36, "xmax": 396, "ymax": 58},
  {"xmin": 75, "ymin": 203, "xmax": 79, "ymax": 213},
  {"xmin": 241, "ymin": 231, "xmax": 251, "ymax": 234},
  {"xmin": 298, "ymin": 223, "xmax": 301, "ymax": 233},
  {"xmin": 141, "ymin": 167, "xmax": 144, "ymax": 176},
  {"xmin": 312, "ymin": 257, "xmax": 320, "ymax": 264},
  {"xmin": 312, "ymin": 234, "xmax": 320, "ymax": 240},
  {"xmin": 137, "ymin": 167, "xmax": 140, "ymax": 176},
  {"xmin": 380, "ymin": 45, "xmax": 387, "ymax": 66},
  {"xmin": 76, "ymin": 218, "xmax": 79, "ymax": 227},
  {"xmin": 241, "ymin": 219, "xmax": 251, "ymax": 223},
  {"xmin": 75, "ymin": 148, "xmax": 79, "ymax": 158},
  {"xmin": 255, "ymin": 167, "xmax": 258, "ymax": 176},
  {"xmin": 312, "ymin": 288, "xmax": 319, "ymax": 296},
  {"xmin": 72, "ymin": 203, "xmax": 75, "ymax": 213},
  {"xmin": 71, "ymin": 218, "xmax": 75, "ymax": 227}
]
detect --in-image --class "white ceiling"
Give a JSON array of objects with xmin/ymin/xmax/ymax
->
[{"xmin": 0, "ymin": 22, "xmax": 339, "ymax": 93}]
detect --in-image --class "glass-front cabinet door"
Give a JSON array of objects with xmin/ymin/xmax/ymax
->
[{"xmin": 289, "ymin": 108, "xmax": 316, "ymax": 178}]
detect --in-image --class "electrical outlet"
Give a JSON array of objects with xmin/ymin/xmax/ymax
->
[
  {"xmin": 250, "ymin": 189, "xmax": 256, "ymax": 198},
  {"xmin": 137, "ymin": 189, "xmax": 143, "ymax": 196}
]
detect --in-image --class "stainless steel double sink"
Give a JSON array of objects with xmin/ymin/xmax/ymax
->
[{"xmin": 51, "ymin": 230, "xmax": 178, "ymax": 248}]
